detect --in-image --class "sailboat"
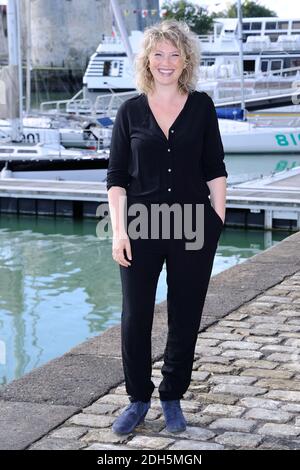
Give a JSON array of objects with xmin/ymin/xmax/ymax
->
[{"xmin": 0, "ymin": 0, "xmax": 110, "ymax": 181}]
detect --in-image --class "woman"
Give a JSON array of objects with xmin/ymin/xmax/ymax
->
[{"xmin": 106, "ymin": 19, "xmax": 227, "ymax": 435}]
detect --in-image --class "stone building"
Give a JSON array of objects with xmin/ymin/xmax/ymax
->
[{"xmin": 0, "ymin": 0, "xmax": 160, "ymax": 68}]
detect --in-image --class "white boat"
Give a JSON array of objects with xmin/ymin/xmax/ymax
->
[
  {"xmin": 0, "ymin": 142, "xmax": 109, "ymax": 181},
  {"xmin": 82, "ymin": 16, "xmax": 300, "ymax": 105},
  {"xmin": 4, "ymin": 1, "xmax": 299, "ymax": 159},
  {"xmin": 219, "ymin": 118, "xmax": 300, "ymax": 154},
  {"xmin": 0, "ymin": 0, "xmax": 115, "ymax": 153},
  {"xmin": 0, "ymin": 115, "xmax": 113, "ymax": 149},
  {"xmin": 39, "ymin": 87, "xmax": 300, "ymax": 154}
]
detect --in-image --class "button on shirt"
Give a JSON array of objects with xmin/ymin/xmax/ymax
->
[{"xmin": 106, "ymin": 90, "xmax": 228, "ymax": 204}]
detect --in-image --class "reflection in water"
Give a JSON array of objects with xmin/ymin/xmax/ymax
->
[
  {"xmin": 225, "ymin": 154, "xmax": 300, "ymax": 185},
  {"xmin": 0, "ymin": 214, "xmax": 292, "ymax": 386}
]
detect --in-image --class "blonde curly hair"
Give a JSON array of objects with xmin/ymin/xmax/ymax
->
[{"xmin": 133, "ymin": 19, "xmax": 201, "ymax": 95}]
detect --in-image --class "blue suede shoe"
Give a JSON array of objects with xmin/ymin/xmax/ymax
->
[
  {"xmin": 112, "ymin": 400, "xmax": 151, "ymax": 435},
  {"xmin": 160, "ymin": 399, "xmax": 187, "ymax": 433}
]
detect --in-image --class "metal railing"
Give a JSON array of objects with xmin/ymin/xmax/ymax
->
[
  {"xmin": 40, "ymin": 88, "xmax": 85, "ymax": 114},
  {"xmin": 40, "ymin": 89, "xmax": 139, "ymax": 117},
  {"xmin": 246, "ymin": 113, "xmax": 300, "ymax": 128}
]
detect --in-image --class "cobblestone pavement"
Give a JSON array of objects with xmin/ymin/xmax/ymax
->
[{"xmin": 29, "ymin": 270, "xmax": 300, "ymax": 450}]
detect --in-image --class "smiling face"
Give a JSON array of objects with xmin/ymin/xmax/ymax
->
[{"xmin": 148, "ymin": 39, "xmax": 186, "ymax": 89}]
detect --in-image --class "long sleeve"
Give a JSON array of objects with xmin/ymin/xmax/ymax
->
[
  {"xmin": 202, "ymin": 94, "xmax": 228, "ymax": 182},
  {"xmin": 106, "ymin": 101, "xmax": 131, "ymax": 191}
]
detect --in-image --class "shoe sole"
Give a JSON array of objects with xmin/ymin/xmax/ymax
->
[
  {"xmin": 166, "ymin": 426, "xmax": 186, "ymax": 433},
  {"xmin": 111, "ymin": 410, "xmax": 148, "ymax": 435}
]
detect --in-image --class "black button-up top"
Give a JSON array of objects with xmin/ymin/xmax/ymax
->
[{"xmin": 106, "ymin": 90, "xmax": 228, "ymax": 204}]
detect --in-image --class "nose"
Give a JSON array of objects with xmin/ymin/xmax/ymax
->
[{"xmin": 160, "ymin": 55, "xmax": 173, "ymax": 67}]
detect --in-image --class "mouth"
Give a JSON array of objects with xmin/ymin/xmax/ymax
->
[{"xmin": 157, "ymin": 69, "xmax": 175, "ymax": 76}]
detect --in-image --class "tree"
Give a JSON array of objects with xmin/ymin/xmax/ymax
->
[
  {"xmin": 225, "ymin": 0, "xmax": 277, "ymax": 18},
  {"xmin": 161, "ymin": 0, "xmax": 213, "ymax": 35}
]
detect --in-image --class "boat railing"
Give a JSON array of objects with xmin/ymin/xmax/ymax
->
[
  {"xmin": 201, "ymin": 64, "xmax": 300, "ymax": 103},
  {"xmin": 212, "ymin": 85, "xmax": 299, "ymax": 104},
  {"xmin": 40, "ymin": 89, "xmax": 139, "ymax": 117},
  {"xmin": 199, "ymin": 32, "xmax": 300, "ymax": 51},
  {"xmin": 66, "ymin": 99, "xmax": 94, "ymax": 115},
  {"xmin": 200, "ymin": 65, "xmax": 300, "ymax": 81},
  {"xmin": 40, "ymin": 88, "xmax": 91, "ymax": 114},
  {"xmin": 93, "ymin": 91, "xmax": 138, "ymax": 116},
  {"xmin": 247, "ymin": 65, "xmax": 300, "ymax": 79},
  {"xmin": 247, "ymin": 113, "xmax": 300, "ymax": 128},
  {"xmin": 243, "ymin": 40, "xmax": 300, "ymax": 53}
]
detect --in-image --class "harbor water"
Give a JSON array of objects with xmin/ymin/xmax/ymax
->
[{"xmin": 0, "ymin": 213, "xmax": 293, "ymax": 387}]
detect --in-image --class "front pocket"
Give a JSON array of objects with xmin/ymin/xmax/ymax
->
[{"xmin": 210, "ymin": 204, "xmax": 224, "ymax": 227}]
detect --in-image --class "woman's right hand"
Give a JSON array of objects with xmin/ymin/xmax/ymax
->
[{"xmin": 112, "ymin": 232, "xmax": 132, "ymax": 267}]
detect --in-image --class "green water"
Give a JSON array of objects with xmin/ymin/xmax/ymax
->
[{"xmin": 0, "ymin": 214, "xmax": 293, "ymax": 386}]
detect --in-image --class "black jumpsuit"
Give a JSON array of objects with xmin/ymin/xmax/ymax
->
[{"xmin": 106, "ymin": 90, "xmax": 228, "ymax": 403}]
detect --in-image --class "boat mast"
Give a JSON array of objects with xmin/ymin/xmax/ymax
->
[
  {"xmin": 7, "ymin": 0, "xmax": 23, "ymax": 141},
  {"xmin": 237, "ymin": 0, "xmax": 245, "ymax": 118},
  {"xmin": 109, "ymin": 0, "xmax": 134, "ymax": 68},
  {"xmin": 25, "ymin": 0, "xmax": 31, "ymax": 114}
]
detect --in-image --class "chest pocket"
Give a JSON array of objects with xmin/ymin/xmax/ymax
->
[{"xmin": 130, "ymin": 129, "xmax": 162, "ymax": 187}]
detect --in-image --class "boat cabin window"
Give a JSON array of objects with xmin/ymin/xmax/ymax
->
[
  {"xmin": 266, "ymin": 22, "xmax": 276, "ymax": 30},
  {"xmin": 201, "ymin": 59, "xmax": 215, "ymax": 66},
  {"xmin": 261, "ymin": 60, "xmax": 268, "ymax": 72},
  {"xmin": 278, "ymin": 22, "xmax": 288, "ymax": 30},
  {"xmin": 241, "ymin": 22, "xmax": 262, "ymax": 31},
  {"xmin": 266, "ymin": 21, "xmax": 288, "ymax": 30},
  {"xmin": 17, "ymin": 150, "xmax": 38, "ymax": 154},
  {"xmin": 103, "ymin": 61, "xmax": 112, "ymax": 76},
  {"xmin": 111, "ymin": 61, "xmax": 120, "ymax": 77},
  {"xmin": 292, "ymin": 21, "xmax": 300, "ymax": 30},
  {"xmin": 291, "ymin": 59, "xmax": 300, "ymax": 67},
  {"xmin": 0, "ymin": 149, "xmax": 12, "ymax": 153},
  {"xmin": 103, "ymin": 60, "xmax": 120, "ymax": 77},
  {"xmin": 270, "ymin": 59, "xmax": 283, "ymax": 71},
  {"xmin": 260, "ymin": 59, "xmax": 284, "ymax": 72},
  {"xmin": 251, "ymin": 22, "xmax": 262, "ymax": 30},
  {"xmin": 244, "ymin": 60, "xmax": 255, "ymax": 72}
]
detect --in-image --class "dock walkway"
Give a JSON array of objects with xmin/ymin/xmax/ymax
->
[{"xmin": 0, "ymin": 166, "xmax": 300, "ymax": 228}]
